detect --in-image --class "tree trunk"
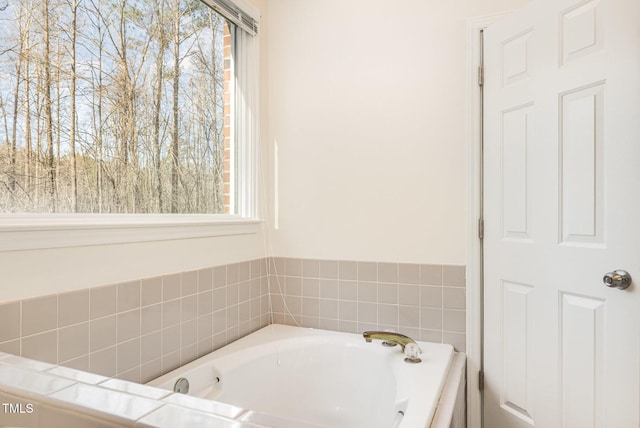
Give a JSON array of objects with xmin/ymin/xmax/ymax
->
[
  {"xmin": 10, "ymin": 7, "xmax": 24, "ymax": 194},
  {"xmin": 153, "ymin": 3, "xmax": 166, "ymax": 212},
  {"xmin": 69, "ymin": 0, "xmax": 78, "ymax": 212},
  {"xmin": 44, "ymin": 0, "xmax": 56, "ymax": 211},
  {"xmin": 69, "ymin": 0, "xmax": 78, "ymax": 211},
  {"xmin": 170, "ymin": 0, "xmax": 180, "ymax": 213}
]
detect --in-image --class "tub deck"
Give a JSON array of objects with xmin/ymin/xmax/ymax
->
[{"xmin": 149, "ymin": 324, "xmax": 454, "ymax": 428}]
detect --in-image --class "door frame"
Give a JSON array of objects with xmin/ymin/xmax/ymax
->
[{"xmin": 464, "ymin": 10, "xmax": 519, "ymax": 428}]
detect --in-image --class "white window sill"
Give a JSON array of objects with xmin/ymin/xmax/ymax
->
[{"xmin": 0, "ymin": 215, "xmax": 261, "ymax": 252}]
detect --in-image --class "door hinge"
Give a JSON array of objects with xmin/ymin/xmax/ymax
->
[
  {"xmin": 478, "ymin": 219, "xmax": 484, "ymax": 240},
  {"xmin": 479, "ymin": 371, "xmax": 484, "ymax": 391},
  {"xmin": 478, "ymin": 65, "xmax": 484, "ymax": 86}
]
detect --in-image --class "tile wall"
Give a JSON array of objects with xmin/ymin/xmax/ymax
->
[
  {"xmin": 268, "ymin": 258, "xmax": 467, "ymax": 352},
  {"xmin": 0, "ymin": 256, "xmax": 466, "ymax": 385},
  {"xmin": 0, "ymin": 259, "xmax": 271, "ymax": 383}
]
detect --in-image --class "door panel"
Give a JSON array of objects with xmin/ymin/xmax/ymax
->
[{"xmin": 483, "ymin": 0, "xmax": 640, "ymax": 427}]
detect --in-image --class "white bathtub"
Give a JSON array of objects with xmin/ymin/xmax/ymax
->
[{"xmin": 149, "ymin": 324, "xmax": 455, "ymax": 428}]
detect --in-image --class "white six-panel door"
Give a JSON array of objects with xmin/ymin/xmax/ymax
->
[{"xmin": 483, "ymin": 0, "xmax": 640, "ymax": 427}]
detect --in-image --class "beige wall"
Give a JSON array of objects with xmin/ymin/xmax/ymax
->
[
  {"xmin": 0, "ymin": 233, "xmax": 268, "ymax": 301},
  {"xmin": 266, "ymin": 0, "xmax": 530, "ymax": 265}
]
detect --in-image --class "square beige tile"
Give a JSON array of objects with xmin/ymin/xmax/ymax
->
[
  {"xmin": 357, "ymin": 282, "xmax": 377, "ymax": 303},
  {"xmin": 213, "ymin": 266, "xmax": 227, "ymax": 289},
  {"xmin": 90, "ymin": 346, "xmax": 117, "ymax": 377},
  {"xmin": 22, "ymin": 330, "xmax": 57, "ymax": 364},
  {"xmin": 238, "ymin": 281, "xmax": 251, "ymax": 303},
  {"xmin": 443, "ymin": 265, "xmax": 466, "ymax": 287},
  {"xmin": 357, "ymin": 262, "xmax": 377, "ymax": 282},
  {"xmin": 284, "ymin": 258, "xmax": 303, "ymax": 276},
  {"xmin": 117, "ymin": 338, "xmax": 140, "ymax": 374},
  {"xmin": 162, "ymin": 325, "xmax": 180, "ymax": 355},
  {"xmin": 378, "ymin": 304, "xmax": 398, "ymax": 326},
  {"xmin": 250, "ymin": 259, "xmax": 262, "ymax": 279},
  {"xmin": 22, "ymin": 294, "xmax": 57, "ymax": 336},
  {"xmin": 318, "ymin": 260, "xmax": 338, "ymax": 279},
  {"xmin": 198, "ymin": 291, "xmax": 213, "ymax": 317},
  {"xmin": 338, "ymin": 301, "xmax": 357, "ymax": 322},
  {"xmin": 162, "ymin": 350, "xmax": 180, "ymax": 374},
  {"xmin": 238, "ymin": 301, "xmax": 250, "ymax": 323},
  {"xmin": 181, "ymin": 271, "xmax": 198, "ymax": 296},
  {"xmin": 420, "ymin": 307, "xmax": 443, "ymax": 330},
  {"xmin": 90, "ymin": 285, "xmax": 116, "ymax": 319},
  {"xmin": 162, "ymin": 299, "xmax": 181, "ymax": 328},
  {"xmin": 284, "ymin": 277, "xmax": 302, "ymax": 296},
  {"xmin": 0, "ymin": 339, "xmax": 20, "ymax": 355},
  {"xmin": 399, "ymin": 306, "xmax": 420, "ymax": 327},
  {"xmin": 302, "ymin": 278, "xmax": 320, "ymax": 298},
  {"xmin": 197, "ymin": 314, "xmax": 213, "ymax": 340},
  {"xmin": 162, "ymin": 274, "xmax": 181, "ymax": 301},
  {"xmin": 58, "ymin": 290, "xmax": 90, "ymax": 327},
  {"xmin": 141, "ymin": 331, "xmax": 162, "ymax": 362},
  {"xmin": 378, "ymin": 263, "xmax": 398, "ymax": 283},
  {"xmin": 90, "ymin": 315, "xmax": 117, "ymax": 352},
  {"xmin": 226, "ymin": 305, "xmax": 239, "ymax": 328},
  {"xmin": 117, "ymin": 309, "xmax": 141, "ymax": 343},
  {"xmin": 226, "ymin": 263, "xmax": 239, "ymax": 285},
  {"xmin": 443, "ymin": 287, "xmax": 466, "ymax": 310},
  {"xmin": 378, "ymin": 283, "xmax": 398, "ymax": 304},
  {"xmin": 212, "ymin": 288, "xmax": 227, "ymax": 312},
  {"xmin": 227, "ymin": 283, "xmax": 239, "ymax": 306},
  {"xmin": 141, "ymin": 277, "xmax": 162, "ymax": 307},
  {"xmin": 338, "ymin": 261, "xmax": 357, "ymax": 280},
  {"xmin": 399, "ymin": 264, "xmax": 420, "ymax": 285},
  {"xmin": 141, "ymin": 358, "xmax": 162, "ymax": 383},
  {"xmin": 398, "ymin": 284, "xmax": 420, "ymax": 306},
  {"xmin": 180, "ymin": 319, "xmax": 198, "ymax": 347},
  {"xmin": 319, "ymin": 299, "xmax": 338, "ymax": 319},
  {"xmin": 302, "ymin": 298, "xmax": 319, "ymax": 318},
  {"xmin": 443, "ymin": 332, "xmax": 466, "ymax": 352},
  {"xmin": 420, "ymin": 264, "xmax": 443, "ymax": 286},
  {"xmin": 58, "ymin": 322, "xmax": 90, "ymax": 363},
  {"xmin": 302, "ymin": 259, "xmax": 320, "ymax": 278},
  {"xmin": 358, "ymin": 302, "xmax": 377, "ymax": 323},
  {"xmin": 443, "ymin": 309, "xmax": 466, "ymax": 333},
  {"xmin": 420, "ymin": 286, "xmax": 443, "ymax": 308},
  {"xmin": 141, "ymin": 304, "xmax": 162, "ymax": 335},
  {"xmin": 197, "ymin": 268, "xmax": 213, "ymax": 292},
  {"xmin": 319, "ymin": 279, "xmax": 339, "ymax": 299},
  {"xmin": 238, "ymin": 261, "xmax": 251, "ymax": 282},
  {"xmin": 117, "ymin": 281, "xmax": 141, "ymax": 313},
  {"xmin": 0, "ymin": 301, "xmax": 20, "ymax": 342},
  {"xmin": 338, "ymin": 280, "xmax": 357, "ymax": 301},
  {"xmin": 181, "ymin": 295, "xmax": 198, "ymax": 322}
]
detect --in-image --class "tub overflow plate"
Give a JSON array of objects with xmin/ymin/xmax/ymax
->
[{"xmin": 174, "ymin": 377, "xmax": 190, "ymax": 394}]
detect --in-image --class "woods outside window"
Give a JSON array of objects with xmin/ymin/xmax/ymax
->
[{"xmin": 0, "ymin": 0, "xmax": 260, "ymax": 249}]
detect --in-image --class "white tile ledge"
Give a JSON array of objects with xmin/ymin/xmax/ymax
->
[
  {"xmin": 0, "ymin": 215, "xmax": 261, "ymax": 251},
  {"xmin": 0, "ymin": 353, "xmax": 272, "ymax": 427}
]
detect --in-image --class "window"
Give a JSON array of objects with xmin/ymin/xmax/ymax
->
[{"xmin": 0, "ymin": 0, "xmax": 258, "ymax": 216}]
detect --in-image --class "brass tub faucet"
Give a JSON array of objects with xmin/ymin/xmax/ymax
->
[{"xmin": 363, "ymin": 331, "xmax": 422, "ymax": 363}]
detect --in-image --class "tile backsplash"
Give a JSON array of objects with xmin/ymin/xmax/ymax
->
[
  {"xmin": 268, "ymin": 258, "xmax": 466, "ymax": 352},
  {"xmin": 0, "ymin": 257, "xmax": 466, "ymax": 383},
  {"xmin": 0, "ymin": 259, "xmax": 271, "ymax": 383}
]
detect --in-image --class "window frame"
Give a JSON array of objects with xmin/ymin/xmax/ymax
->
[{"xmin": 0, "ymin": 0, "xmax": 261, "ymax": 252}]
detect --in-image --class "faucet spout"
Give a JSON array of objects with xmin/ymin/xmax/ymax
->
[{"xmin": 362, "ymin": 331, "xmax": 421, "ymax": 356}]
